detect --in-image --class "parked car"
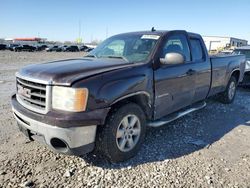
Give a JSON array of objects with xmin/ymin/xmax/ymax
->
[
  {"xmin": 79, "ymin": 45, "xmax": 94, "ymax": 52},
  {"xmin": 63, "ymin": 45, "xmax": 79, "ymax": 52},
  {"xmin": 61, "ymin": 45, "xmax": 68, "ymax": 51},
  {"xmin": 234, "ymin": 46, "xmax": 250, "ymax": 85},
  {"xmin": 85, "ymin": 47, "xmax": 94, "ymax": 52},
  {"xmin": 0, "ymin": 44, "xmax": 7, "ymax": 50},
  {"xmin": 11, "ymin": 30, "xmax": 246, "ymax": 162},
  {"xmin": 14, "ymin": 45, "xmax": 37, "ymax": 52},
  {"xmin": 79, "ymin": 45, "xmax": 89, "ymax": 51},
  {"xmin": 46, "ymin": 45, "xmax": 63, "ymax": 52},
  {"xmin": 7, "ymin": 44, "xmax": 20, "ymax": 51},
  {"xmin": 36, "ymin": 45, "xmax": 48, "ymax": 51}
]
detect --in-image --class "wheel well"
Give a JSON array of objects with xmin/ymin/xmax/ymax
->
[
  {"xmin": 231, "ymin": 70, "xmax": 240, "ymax": 83},
  {"xmin": 108, "ymin": 94, "xmax": 152, "ymax": 120}
]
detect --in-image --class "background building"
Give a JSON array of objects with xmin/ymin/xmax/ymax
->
[
  {"xmin": 202, "ymin": 36, "xmax": 248, "ymax": 52},
  {"xmin": 4, "ymin": 37, "xmax": 47, "ymax": 45}
]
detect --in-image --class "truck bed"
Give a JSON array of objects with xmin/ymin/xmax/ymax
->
[{"xmin": 208, "ymin": 54, "xmax": 246, "ymax": 96}]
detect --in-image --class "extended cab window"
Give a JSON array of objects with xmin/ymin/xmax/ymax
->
[
  {"xmin": 190, "ymin": 38, "xmax": 205, "ymax": 62},
  {"xmin": 161, "ymin": 34, "xmax": 191, "ymax": 62}
]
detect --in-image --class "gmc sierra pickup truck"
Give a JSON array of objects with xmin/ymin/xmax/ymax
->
[{"xmin": 11, "ymin": 30, "xmax": 246, "ymax": 162}]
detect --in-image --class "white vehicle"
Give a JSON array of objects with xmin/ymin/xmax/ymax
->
[{"xmin": 234, "ymin": 46, "xmax": 250, "ymax": 85}]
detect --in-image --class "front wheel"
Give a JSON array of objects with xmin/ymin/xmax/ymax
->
[
  {"xmin": 219, "ymin": 76, "xmax": 237, "ymax": 104},
  {"xmin": 96, "ymin": 103, "xmax": 146, "ymax": 162}
]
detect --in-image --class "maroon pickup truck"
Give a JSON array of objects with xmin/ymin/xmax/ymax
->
[{"xmin": 11, "ymin": 30, "xmax": 246, "ymax": 162}]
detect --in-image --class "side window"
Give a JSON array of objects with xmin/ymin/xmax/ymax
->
[
  {"xmin": 190, "ymin": 38, "xmax": 205, "ymax": 62},
  {"xmin": 161, "ymin": 34, "xmax": 191, "ymax": 61}
]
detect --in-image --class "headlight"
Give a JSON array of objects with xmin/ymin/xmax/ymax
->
[{"xmin": 52, "ymin": 86, "xmax": 88, "ymax": 112}]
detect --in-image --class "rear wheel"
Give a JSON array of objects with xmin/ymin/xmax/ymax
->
[
  {"xmin": 96, "ymin": 103, "xmax": 146, "ymax": 162},
  {"xmin": 219, "ymin": 76, "xmax": 237, "ymax": 104}
]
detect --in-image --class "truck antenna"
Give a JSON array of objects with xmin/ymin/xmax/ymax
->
[{"xmin": 151, "ymin": 27, "xmax": 156, "ymax": 32}]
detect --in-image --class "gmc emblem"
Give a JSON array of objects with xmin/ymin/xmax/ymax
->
[{"xmin": 17, "ymin": 85, "xmax": 31, "ymax": 98}]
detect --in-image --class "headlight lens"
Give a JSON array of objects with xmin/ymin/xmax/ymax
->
[{"xmin": 52, "ymin": 86, "xmax": 88, "ymax": 112}]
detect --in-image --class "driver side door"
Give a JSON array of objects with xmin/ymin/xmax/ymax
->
[{"xmin": 154, "ymin": 32, "xmax": 196, "ymax": 119}]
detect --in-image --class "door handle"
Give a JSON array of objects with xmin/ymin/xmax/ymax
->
[{"xmin": 186, "ymin": 69, "xmax": 196, "ymax": 76}]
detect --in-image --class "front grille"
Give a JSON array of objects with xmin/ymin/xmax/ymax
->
[{"xmin": 16, "ymin": 77, "xmax": 48, "ymax": 113}]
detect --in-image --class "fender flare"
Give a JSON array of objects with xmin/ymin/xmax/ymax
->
[{"xmin": 111, "ymin": 91, "xmax": 151, "ymax": 107}]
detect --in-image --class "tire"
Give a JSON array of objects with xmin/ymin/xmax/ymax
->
[
  {"xmin": 95, "ymin": 103, "xmax": 146, "ymax": 163},
  {"xmin": 219, "ymin": 76, "xmax": 237, "ymax": 104}
]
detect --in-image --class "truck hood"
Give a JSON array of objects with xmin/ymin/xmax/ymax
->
[{"xmin": 18, "ymin": 58, "xmax": 135, "ymax": 86}]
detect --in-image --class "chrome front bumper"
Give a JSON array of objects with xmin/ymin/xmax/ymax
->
[{"xmin": 12, "ymin": 108, "xmax": 97, "ymax": 155}]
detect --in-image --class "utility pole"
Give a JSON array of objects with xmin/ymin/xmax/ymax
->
[
  {"xmin": 106, "ymin": 26, "xmax": 109, "ymax": 39},
  {"xmin": 78, "ymin": 19, "xmax": 82, "ymax": 43}
]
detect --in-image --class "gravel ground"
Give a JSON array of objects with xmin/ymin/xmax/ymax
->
[{"xmin": 0, "ymin": 51, "xmax": 250, "ymax": 188}]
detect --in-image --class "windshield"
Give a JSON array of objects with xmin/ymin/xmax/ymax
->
[
  {"xmin": 88, "ymin": 34, "xmax": 160, "ymax": 63},
  {"xmin": 234, "ymin": 50, "xmax": 250, "ymax": 58}
]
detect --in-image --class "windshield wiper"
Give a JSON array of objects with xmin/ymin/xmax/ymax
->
[
  {"xmin": 100, "ymin": 55, "xmax": 129, "ymax": 62},
  {"xmin": 84, "ymin": 54, "xmax": 97, "ymax": 58}
]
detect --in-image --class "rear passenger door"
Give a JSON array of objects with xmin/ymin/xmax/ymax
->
[
  {"xmin": 189, "ymin": 37, "xmax": 211, "ymax": 103},
  {"xmin": 154, "ymin": 32, "xmax": 197, "ymax": 119}
]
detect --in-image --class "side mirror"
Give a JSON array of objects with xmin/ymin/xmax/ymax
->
[{"xmin": 160, "ymin": 53, "xmax": 185, "ymax": 65}]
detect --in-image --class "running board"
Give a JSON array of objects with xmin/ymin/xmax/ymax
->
[{"xmin": 147, "ymin": 101, "xmax": 206, "ymax": 128}]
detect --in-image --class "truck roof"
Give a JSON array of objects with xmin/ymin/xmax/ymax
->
[{"xmin": 114, "ymin": 30, "xmax": 201, "ymax": 38}]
